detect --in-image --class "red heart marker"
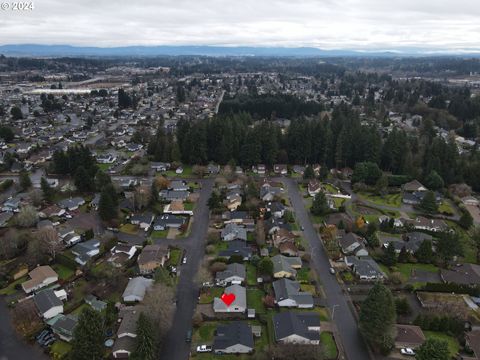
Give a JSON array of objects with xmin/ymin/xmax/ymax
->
[{"xmin": 221, "ymin": 293, "xmax": 236, "ymax": 306}]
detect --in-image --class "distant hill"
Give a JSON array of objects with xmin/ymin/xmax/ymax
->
[{"xmin": 0, "ymin": 44, "xmax": 416, "ymax": 57}]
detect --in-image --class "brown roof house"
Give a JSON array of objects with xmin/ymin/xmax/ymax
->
[
  {"xmin": 394, "ymin": 324, "xmax": 426, "ymax": 349},
  {"xmin": 137, "ymin": 244, "xmax": 170, "ymax": 275},
  {"xmin": 22, "ymin": 265, "xmax": 59, "ymax": 294},
  {"xmin": 465, "ymin": 330, "xmax": 480, "ymax": 360}
]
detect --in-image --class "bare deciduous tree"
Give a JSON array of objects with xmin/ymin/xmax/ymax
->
[
  {"xmin": 15, "ymin": 205, "xmax": 39, "ymax": 228},
  {"xmin": 143, "ymin": 283, "xmax": 175, "ymax": 345},
  {"xmin": 37, "ymin": 226, "xmax": 63, "ymax": 260},
  {"xmin": 134, "ymin": 185, "xmax": 152, "ymax": 210}
]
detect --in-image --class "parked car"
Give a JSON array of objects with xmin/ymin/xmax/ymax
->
[
  {"xmin": 182, "ymin": 256, "xmax": 187, "ymax": 264},
  {"xmin": 185, "ymin": 329, "xmax": 192, "ymax": 342},
  {"xmin": 300, "ymin": 226, "xmax": 305, "ymax": 231},
  {"xmin": 202, "ymin": 282, "xmax": 213, "ymax": 288},
  {"xmin": 196, "ymin": 345, "xmax": 212, "ymax": 353},
  {"xmin": 400, "ymin": 348, "xmax": 415, "ymax": 356},
  {"xmin": 329, "ymin": 267, "xmax": 335, "ymax": 275}
]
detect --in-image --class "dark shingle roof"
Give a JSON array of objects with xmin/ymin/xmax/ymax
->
[
  {"xmin": 213, "ymin": 322, "xmax": 253, "ymax": 351},
  {"xmin": 273, "ymin": 311, "xmax": 320, "ymax": 342}
]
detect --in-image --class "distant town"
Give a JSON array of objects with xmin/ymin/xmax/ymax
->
[{"xmin": 0, "ymin": 54, "xmax": 480, "ymax": 360}]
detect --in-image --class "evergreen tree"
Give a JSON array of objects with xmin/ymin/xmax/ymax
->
[
  {"xmin": 425, "ymin": 170, "xmax": 444, "ymax": 191},
  {"xmin": 415, "ymin": 240, "xmax": 434, "ymax": 263},
  {"xmin": 398, "ymin": 246, "xmax": 409, "ymax": 263},
  {"xmin": 98, "ymin": 185, "xmax": 118, "ymax": 221},
  {"xmin": 95, "ymin": 170, "xmax": 112, "ymax": 191},
  {"xmin": 258, "ymin": 258, "xmax": 273, "ymax": 276},
  {"xmin": 303, "ymin": 165, "xmax": 315, "ymax": 179},
  {"xmin": 19, "ymin": 170, "xmax": 31, "ymax": 190},
  {"xmin": 436, "ymin": 232, "xmax": 463, "ymax": 267},
  {"xmin": 75, "ymin": 166, "xmax": 95, "ymax": 193},
  {"xmin": 459, "ymin": 210, "xmax": 473, "ymax": 230},
  {"xmin": 131, "ymin": 313, "xmax": 156, "ymax": 360},
  {"xmin": 41, "ymin": 177, "xmax": 55, "ymax": 202},
  {"xmin": 10, "ymin": 106, "xmax": 23, "ymax": 120},
  {"xmin": 415, "ymin": 338, "xmax": 449, "ymax": 360},
  {"xmin": 311, "ymin": 191, "xmax": 329, "ymax": 216},
  {"xmin": 383, "ymin": 242, "xmax": 397, "ymax": 267},
  {"xmin": 359, "ymin": 283, "xmax": 396, "ymax": 354},
  {"xmin": 71, "ymin": 307, "xmax": 105, "ymax": 360},
  {"xmin": 419, "ymin": 191, "xmax": 438, "ymax": 214}
]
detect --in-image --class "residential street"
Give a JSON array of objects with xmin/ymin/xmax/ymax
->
[
  {"xmin": 0, "ymin": 298, "xmax": 48, "ymax": 360},
  {"xmin": 160, "ymin": 178, "xmax": 214, "ymax": 360},
  {"xmin": 282, "ymin": 178, "xmax": 371, "ymax": 360}
]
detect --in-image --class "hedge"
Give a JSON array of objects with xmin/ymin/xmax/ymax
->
[{"xmin": 420, "ymin": 282, "xmax": 480, "ymax": 296}]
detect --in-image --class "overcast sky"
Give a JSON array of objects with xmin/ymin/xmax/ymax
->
[{"xmin": 1, "ymin": 0, "xmax": 480, "ymax": 51}]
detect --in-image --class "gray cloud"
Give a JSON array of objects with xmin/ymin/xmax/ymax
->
[{"xmin": 0, "ymin": 0, "xmax": 479, "ymax": 50}]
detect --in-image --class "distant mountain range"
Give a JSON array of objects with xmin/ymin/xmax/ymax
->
[{"xmin": 0, "ymin": 44, "xmax": 479, "ymax": 57}]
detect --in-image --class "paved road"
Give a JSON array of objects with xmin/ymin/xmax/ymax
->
[
  {"xmin": 160, "ymin": 178, "xmax": 214, "ymax": 360},
  {"xmin": 0, "ymin": 298, "xmax": 48, "ymax": 360},
  {"xmin": 282, "ymin": 178, "xmax": 371, "ymax": 360}
]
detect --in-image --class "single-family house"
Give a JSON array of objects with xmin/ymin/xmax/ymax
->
[
  {"xmin": 112, "ymin": 306, "xmax": 141, "ymax": 358},
  {"xmin": 465, "ymin": 330, "xmax": 480, "ymax": 360},
  {"xmin": 159, "ymin": 190, "xmax": 189, "ymax": 202},
  {"xmin": 272, "ymin": 255, "xmax": 302, "ymax": 279},
  {"xmin": 130, "ymin": 212, "xmax": 154, "ymax": 231},
  {"xmin": 339, "ymin": 232, "xmax": 364, "ymax": 254},
  {"xmin": 137, "ymin": 244, "xmax": 170, "ymax": 274},
  {"xmin": 122, "ymin": 277, "xmax": 154, "ymax": 302},
  {"xmin": 273, "ymin": 164, "xmax": 288, "ymax": 175},
  {"xmin": 48, "ymin": 314, "xmax": 78, "ymax": 342},
  {"xmin": 440, "ymin": 263, "xmax": 480, "ymax": 286},
  {"xmin": 58, "ymin": 197, "xmax": 85, "ymax": 211},
  {"xmin": 221, "ymin": 223, "xmax": 247, "ymax": 242},
  {"xmin": 394, "ymin": 324, "xmax": 426, "ymax": 350},
  {"xmin": 266, "ymin": 202, "xmax": 285, "ymax": 218},
  {"xmin": 163, "ymin": 200, "xmax": 193, "ymax": 216},
  {"xmin": 22, "ymin": 265, "xmax": 59, "ymax": 294},
  {"xmin": 213, "ymin": 284, "xmax": 246, "ymax": 313},
  {"xmin": 345, "ymin": 256, "xmax": 385, "ymax": 281},
  {"xmin": 216, "ymin": 263, "xmax": 246, "ymax": 286},
  {"xmin": 308, "ymin": 180, "xmax": 321, "ymax": 197},
  {"xmin": 213, "ymin": 322, "xmax": 254, "ymax": 355},
  {"xmin": 153, "ymin": 214, "xmax": 186, "ymax": 231},
  {"xmin": 169, "ymin": 180, "xmax": 189, "ymax": 192},
  {"xmin": 273, "ymin": 312, "xmax": 320, "ymax": 345},
  {"xmin": 273, "ymin": 278, "xmax": 314, "ymax": 308},
  {"xmin": 34, "ymin": 289, "xmax": 64, "ymax": 319},
  {"xmin": 218, "ymin": 240, "xmax": 253, "ymax": 261},
  {"xmin": 402, "ymin": 180, "xmax": 427, "ymax": 193},
  {"xmin": 71, "ymin": 239, "xmax": 100, "ymax": 265}
]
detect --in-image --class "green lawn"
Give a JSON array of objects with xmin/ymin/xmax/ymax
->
[
  {"xmin": 168, "ymin": 248, "xmax": 182, "ymax": 266},
  {"xmin": 246, "ymin": 263, "xmax": 257, "ymax": 286},
  {"xmin": 151, "ymin": 229, "xmax": 169, "ymax": 238},
  {"xmin": 119, "ymin": 223, "xmax": 138, "ymax": 234},
  {"xmin": 424, "ymin": 331, "xmax": 460, "ymax": 357},
  {"xmin": 246, "ymin": 289, "xmax": 266, "ymax": 314},
  {"xmin": 321, "ymin": 332, "xmax": 338, "ymax": 359},
  {"xmin": 324, "ymin": 184, "xmax": 339, "ymax": 194},
  {"xmin": 332, "ymin": 197, "xmax": 345, "ymax": 208},
  {"xmin": 394, "ymin": 263, "xmax": 439, "ymax": 279},
  {"xmin": 97, "ymin": 163, "xmax": 111, "ymax": 171},
  {"xmin": 194, "ymin": 322, "xmax": 218, "ymax": 343},
  {"xmin": 438, "ymin": 202, "xmax": 454, "ymax": 215},
  {"xmin": 50, "ymin": 340, "xmax": 72, "ymax": 359},
  {"xmin": 358, "ymin": 192, "xmax": 402, "ymax": 208},
  {"xmin": 165, "ymin": 165, "xmax": 193, "ymax": 178},
  {"xmin": 199, "ymin": 287, "xmax": 223, "ymax": 304},
  {"xmin": 52, "ymin": 263, "xmax": 75, "ymax": 281},
  {"xmin": 71, "ymin": 303, "xmax": 89, "ymax": 316},
  {"xmin": 0, "ymin": 276, "xmax": 27, "ymax": 295},
  {"xmin": 184, "ymin": 202, "xmax": 195, "ymax": 211},
  {"xmin": 297, "ymin": 267, "xmax": 312, "ymax": 283}
]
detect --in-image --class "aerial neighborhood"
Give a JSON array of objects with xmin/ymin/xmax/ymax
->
[{"xmin": 0, "ymin": 55, "xmax": 480, "ymax": 360}]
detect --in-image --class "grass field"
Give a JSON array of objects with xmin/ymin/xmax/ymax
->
[
  {"xmin": 199, "ymin": 287, "xmax": 223, "ymax": 304},
  {"xmin": 0, "ymin": 276, "xmax": 27, "ymax": 295},
  {"xmin": 168, "ymin": 248, "xmax": 182, "ymax": 266},
  {"xmin": 424, "ymin": 331, "xmax": 460, "ymax": 357},
  {"xmin": 246, "ymin": 289, "xmax": 266, "ymax": 314},
  {"xmin": 246, "ymin": 263, "xmax": 257, "ymax": 286},
  {"xmin": 119, "ymin": 223, "xmax": 138, "ymax": 234},
  {"xmin": 50, "ymin": 340, "xmax": 72, "ymax": 359},
  {"xmin": 321, "ymin": 332, "xmax": 338, "ymax": 359},
  {"xmin": 52, "ymin": 263, "xmax": 75, "ymax": 281},
  {"xmin": 379, "ymin": 263, "xmax": 439, "ymax": 280},
  {"xmin": 151, "ymin": 229, "xmax": 169, "ymax": 238},
  {"xmin": 358, "ymin": 192, "xmax": 402, "ymax": 208}
]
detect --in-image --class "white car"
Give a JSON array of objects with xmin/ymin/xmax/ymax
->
[
  {"xmin": 400, "ymin": 348, "xmax": 415, "ymax": 356},
  {"xmin": 182, "ymin": 256, "xmax": 187, "ymax": 264},
  {"xmin": 329, "ymin": 267, "xmax": 335, "ymax": 275},
  {"xmin": 196, "ymin": 345, "xmax": 212, "ymax": 353}
]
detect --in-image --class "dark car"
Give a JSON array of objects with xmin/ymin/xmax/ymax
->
[{"xmin": 185, "ymin": 329, "xmax": 192, "ymax": 342}]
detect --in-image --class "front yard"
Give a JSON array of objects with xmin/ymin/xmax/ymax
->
[{"xmin": 321, "ymin": 332, "xmax": 338, "ymax": 359}]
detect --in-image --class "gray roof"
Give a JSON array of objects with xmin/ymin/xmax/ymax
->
[
  {"xmin": 216, "ymin": 263, "xmax": 246, "ymax": 282},
  {"xmin": 273, "ymin": 311, "xmax": 320, "ymax": 342},
  {"xmin": 218, "ymin": 240, "xmax": 252, "ymax": 260},
  {"xmin": 34, "ymin": 289, "xmax": 63, "ymax": 314},
  {"xmin": 272, "ymin": 255, "xmax": 302, "ymax": 276},
  {"xmin": 213, "ymin": 284, "xmax": 246, "ymax": 311},
  {"xmin": 153, "ymin": 214, "xmax": 186, "ymax": 228},
  {"xmin": 349, "ymin": 256, "xmax": 385, "ymax": 278},
  {"xmin": 213, "ymin": 322, "xmax": 254, "ymax": 351},
  {"xmin": 49, "ymin": 314, "xmax": 78, "ymax": 335},
  {"xmin": 122, "ymin": 277, "xmax": 153, "ymax": 301},
  {"xmin": 221, "ymin": 223, "xmax": 247, "ymax": 241},
  {"xmin": 58, "ymin": 197, "xmax": 85, "ymax": 209},
  {"xmin": 273, "ymin": 278, "xmax": 313, "ymax": 306}
]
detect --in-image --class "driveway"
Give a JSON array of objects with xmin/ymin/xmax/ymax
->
[
  {"xmin": 0, "ymin": 298, "xmax": 48, "ymax": 360},
  {"xmin": 281, "ymin": 178, "xmax": 371, "ymax": 360},
  {"xmin": 159, "ymin": 178, "xmax": 214, "ymax": 360}
]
